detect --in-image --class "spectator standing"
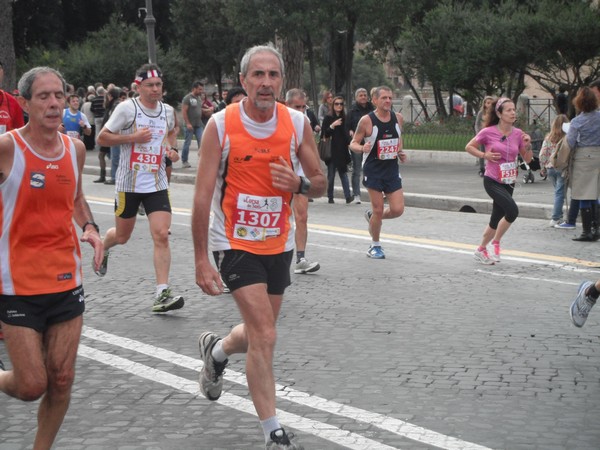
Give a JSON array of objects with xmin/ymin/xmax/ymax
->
[
  {"xmin": 346, "ymin": 88, "xmax": 374, "ymax": 204},
  {"xmin": 474, "ymin": 96, "xmax": 495, "ymax": 177},
  {"xmin": 61, "ymin": 94, "xmax": 92, "ymax": 141},
  {"xmin": 322, "ymin": 95, "xmax": 352, "ymax": 204},
  {"xmin": 539, "ymin": 114, "xmax": 569, "ymax": 227},
  {"xmin": 90, "ymin": 86, "xmax": 106, "ymax": 151},
  {"xmin": 181, "ymin": 81, "xmax": 205, "ymax": 169},
  {"xmin": 318, "ymin": 90, "xmax": 333, "ymax": 125},
  {"xmin": 556, "ymin": 86, "xmax": 569, "ymax": 115},
  {"xmin": 0, "ymin": 60, "xmax": 25, "ymax": 134},
  {"xmin": 567, "ymin": 86, "xmax": 600, "ymax": 242},
  {"xmin": 81, "ymin": 93, "xmax": 96, "ymax": 150},
  {"xmin": 201, "ymin": 91, "xmax": 214, "ymax": 126},
  {"xmin": 103, "ymin": 88, "xmax": 123, "ymax": 185}
]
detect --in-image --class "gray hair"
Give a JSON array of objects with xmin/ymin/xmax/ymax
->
[
  {"xmin": 372, "ymin": 86, "xmax": 392, "ymax": 99},
  {"xmin": 240, "ymin": 43, "xmax": 285, "ymax": 78},
  {"xmin": 285, "ymin": 88, "xmax": 305, "ymax": 103},
  {"xmin": 18, "ymin": 67, "xmax": 67, "ymax": 100},
  {"xmin": 354, "ymin": 88, "xmax": 368, "ymax": 99}
]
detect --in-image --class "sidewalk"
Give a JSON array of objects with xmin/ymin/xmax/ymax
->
[{"xmin": 83, "ymin": 143, "xmax": 556, "ymax": 220}]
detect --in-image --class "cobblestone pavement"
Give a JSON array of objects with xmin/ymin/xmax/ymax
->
[{"xmin": 1, "ymin": 164, "xmax": 598, "ymax": 449}]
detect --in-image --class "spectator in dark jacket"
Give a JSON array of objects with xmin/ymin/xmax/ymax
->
[{"xmin": 346, "ymin": 88, "xmax": 374, "ymax": 204}]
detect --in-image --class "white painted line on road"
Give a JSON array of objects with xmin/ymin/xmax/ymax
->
[
  {"xmin": 78, "ymin": 343, "xmax": 399, "ymax": 450},
  {"xmin": 82, "ymin": 327, "xmax": 491, "ymax": 450},
  {"xmin": 475, "ymin": 269, "xmax": 580, "ymax": 285},
  {"xmin": 308, "ymin": 229, "xmax": 600, "ymax": 274}
]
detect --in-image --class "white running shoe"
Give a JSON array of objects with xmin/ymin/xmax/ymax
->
[
  {"xmin": 294, "ymin": 258, "xmax": 320, "ymax": 274},
  {"xmin": 570, "ymin": 281, "xmax": 596, "ymax": 328},
  {"xmin": 474, "ymin": 248, "xmax": 495, "ymax": 265}
]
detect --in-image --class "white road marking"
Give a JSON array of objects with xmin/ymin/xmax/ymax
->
[
  {"xmin": 475, "ymin": 269, "xmax": 581, "ymax": 285},
  {"xmin": 78, "ymin": 344, "xmax": 399, "ymax": 450},
  {"xmin": 82, "ymin": 327, "xmax": 491, "ymax": 450}
]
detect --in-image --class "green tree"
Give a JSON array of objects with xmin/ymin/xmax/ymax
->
[
  {"xmin": 171, "ymin": 0, "xmax": 246, "ymax": 95},
  {"xmin": 523, "ymin": 0, "xmax": 600, "ymax": 116}
]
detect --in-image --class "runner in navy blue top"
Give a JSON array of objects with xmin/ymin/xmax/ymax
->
[{"xmin": 349, "ymin": 86, "xmax": 406, "ymax": 259}]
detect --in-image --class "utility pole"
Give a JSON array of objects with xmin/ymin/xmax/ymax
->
[{"xmin": 143, "ymin": 0, "xmax": 157, "ymax": 63}]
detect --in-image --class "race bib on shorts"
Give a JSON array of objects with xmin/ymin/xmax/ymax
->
[
  {"xmin": 233, "ymin": 193, "xmax": 284, "ymax": 241},
  {"xmin": 377, "ymin": 138, "xmax": 399, "ymax": 160},
  {"xmin": 500, "ymin": 161, "xmax": 517, "ymax": 184}
]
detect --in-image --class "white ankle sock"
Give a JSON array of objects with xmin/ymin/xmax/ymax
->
[
  {"xmin": 211, "ymin": 340, "xmax": 229, "ymax": 363},
  {"xmin": 260, "ymin": 416, "xmax": 281, "ymax": 442},
  {"xmin": 156, "ymin": 284, "xmax": 168, "ymax": 297}
]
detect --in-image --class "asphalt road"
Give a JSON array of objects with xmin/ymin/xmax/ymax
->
[{"xmin": 1, "ymin": 169, "xmax": 598, "ymax": 449}]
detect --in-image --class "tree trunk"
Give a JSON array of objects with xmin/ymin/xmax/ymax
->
[
  {"xmin": 279, "ymin": 35, "xmax": 304, "ymax": 97},
  {"xmin": 0, "ymin": 0, "xmax": 17, "ymax": 90},
  {"xmin": 305, "ymin": 32, "xmax": 319, "ymax": 111}
]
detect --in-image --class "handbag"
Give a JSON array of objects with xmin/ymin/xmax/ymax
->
[
  {"xmin": 551, "ymin": 137, "xmax": 572, "ymax": 170},
  {"xmin": 318, "ymin": 137, "xmax": 331, "ymax": 161}
]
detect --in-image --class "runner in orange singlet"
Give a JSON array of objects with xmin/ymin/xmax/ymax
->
[
  {"xmin": 192, "ymin": 44, "xmax": 325, "ymax": 449},
  {"xmin": 0, "ymin": 67, "xmax": 103, "ymax": 449}
]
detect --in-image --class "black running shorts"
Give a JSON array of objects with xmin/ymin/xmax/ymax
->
[
  {"xmin": 115, "ymin": 189, "xmax": 172, "ymax": 219},
  {"xmin": 0, "ymin": 286, "xmax": 85, "ymax": 332},
  {"xmin": 213, "ymin": 250, "xmax": 293, "ymax": 295}
]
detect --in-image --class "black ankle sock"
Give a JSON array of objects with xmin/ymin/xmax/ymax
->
[{"xmin": 587, "ymin": 284, "xmax": 600, "ymax": 301}]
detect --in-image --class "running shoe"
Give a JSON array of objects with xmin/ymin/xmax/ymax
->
[
  {"xmin": 549, "ymin": 219, "xmax": 560, "ymax": 227},
  {"xmin": 570, "ymin": 281, "xmax": 596, "ymax": 328},
  {"xmin": 364, "ymin": 209, "xmax": 373, "ymax": 223},
  {"xmin": 94, "ymin": 251, "xmax": 110, "ymax": 277},
  {"xmin": 0, "ymin": 359, "xmax": 4, "ymax": 371},
  {"xmin": 294, "ymin": 258, "xmax": 320, "ymax": 274},
  {"xmin": 554, "ymin": 221, "xmax": 576, "ymax": 229},
  {"xmin": 367, "ymin": 245, "xmax": 385, "ymax": 259},
  {"xmin": 182, "ymin": 161, "xmax": 191, "ymax": 169},
  {"xmin": 266, "ymin": 428, "xmax": 304, "ymax": 450},
  {"xmin": 491, "ymin": 242, "xmax": 501, "ymax": 263},
  {"xmin": 138, "ymin": 204, "xmax": 146, "ymax": 216},
  {"xmin": 474, "ymin": 248, "xmax": 495, "ymax": 265},
  {"xmin": 354, "ymin": 195, "xmax": 361, "ymax": 205},
  {"xmin": 198, "ymin": 332, "xmax": 228, "ymax": 401},
  {"xmin": 151, "ymin": 288, "xmax": 184, "ymax": 313}
]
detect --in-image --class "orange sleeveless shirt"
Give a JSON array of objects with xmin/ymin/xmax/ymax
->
[
  {"xmin": 0, "ymin": 131, "xmax": 82, "ymax": 295},
  {"xmin": 216, "ymin": 102, "xmax": 297, "ymax": 255}
]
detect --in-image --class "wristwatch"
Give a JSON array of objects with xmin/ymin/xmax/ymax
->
[
  {"xmin": 82, "ymin": 221, "xmax": 100, "ymax": 233},
  {"xmin": 296, "ymin": 176, "xmax": 311, "ymax": 195}
]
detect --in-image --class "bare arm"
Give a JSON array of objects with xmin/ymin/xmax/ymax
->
[
  {"xmin": 349, "ymin": 115, "xmax": 372, "ymax": 153},
  {"xmin": 71, "ymin": 139, "xmax": 104, "ymax": 271},
  {"xmin": 191, "ymin": 119, "xmax": 223, "ymax": 296},
  {"xmin": 270, "ymin": 116, "xmax": 326, "ymax": 198}
]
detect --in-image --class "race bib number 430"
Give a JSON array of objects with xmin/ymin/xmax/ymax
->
[{"xmin": 233, "ymin": 194, "xmax": 284, "ymax": 241}]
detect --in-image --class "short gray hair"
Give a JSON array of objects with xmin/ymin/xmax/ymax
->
[
  {"xmin": 18, "ymin": 67, "xmax": 67, "ymax": 100},
  {"xmin": 372, "ymin": 86, "xmax": 392, "ymax": 99},
  {"xmin": 354, "ymin": 88, "xmax": 368, "ymax": 99},
  {"xmin": 285, "ymin": 88, "xmax": 305, "ymax": 104},
  {"xmin": 240, "ymin": 43, "xmax": 285, "ymax": 78}
]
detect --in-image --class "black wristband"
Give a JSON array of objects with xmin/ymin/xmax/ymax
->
[
  {"xmin": 82, "ymin": 221, "xmax": 100, "ymax": 233},
  {"xmin": 170, "ymin": 147, "xmax": 179, "ymax": 153}
]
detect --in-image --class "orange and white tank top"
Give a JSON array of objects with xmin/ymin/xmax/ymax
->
[
  {"xmin": 210, "ymin": 101, "xmax": 302, "ymax": 255},
  {"xmin": 0, "ymin": 130, "xmax": 81, "ymax": 295}
]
